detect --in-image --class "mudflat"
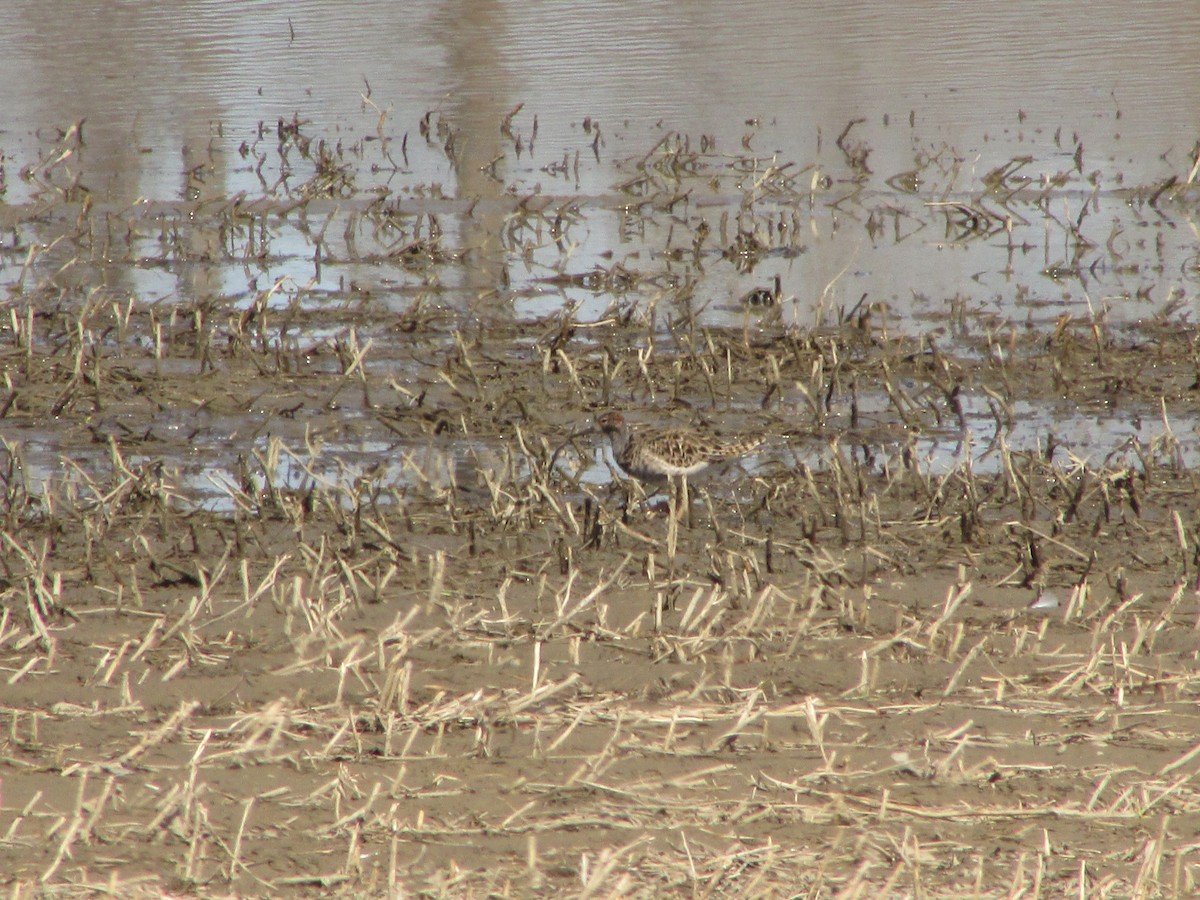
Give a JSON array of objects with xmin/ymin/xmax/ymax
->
[{"xmin": 2, "ymin": 121, "xmax": 1200, "ymax": 897}]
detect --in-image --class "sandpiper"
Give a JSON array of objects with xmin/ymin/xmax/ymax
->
[{"xmin": 595, "ymin": 411, "xmax": 764, "ymax": 483}]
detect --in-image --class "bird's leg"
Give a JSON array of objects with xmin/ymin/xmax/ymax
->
[
  {"xmin": 633, "ymin": 478, "xmax": 660, "ymax": 518},
  {"xmin": 666, "ymin": 486, "xmax": 679, "ymax": 575}
]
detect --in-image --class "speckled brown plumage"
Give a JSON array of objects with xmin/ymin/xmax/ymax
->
[{"xmin": 595, "ymin": 411, "xmax": 764, "ymax": 482}]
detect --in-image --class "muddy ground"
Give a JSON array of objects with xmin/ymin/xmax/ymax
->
[{"xmin": 2, "ymin": 124, "xmax": 1200, "ymax": 897}]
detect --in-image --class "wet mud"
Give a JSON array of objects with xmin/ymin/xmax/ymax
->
[{"xmin": 2, "ymin": 118, "xmax": 1200, "ymax": 896}]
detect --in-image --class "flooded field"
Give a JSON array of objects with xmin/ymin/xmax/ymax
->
[
  {"xmin": 4, "ymin": 113, "xmax": 1198, "ymax": 505},
  {"xmin": 4, "ymin": 2, "xmax": 1200, "ymax": 897}
]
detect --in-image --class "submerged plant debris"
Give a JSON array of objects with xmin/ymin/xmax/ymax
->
[{"xmin": 1, "ymin": 110, "xmax": 1200, "ymax": 896}]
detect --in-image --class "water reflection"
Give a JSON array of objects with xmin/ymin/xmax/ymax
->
[
  {"xmin": 5, "ymin": 0, "xmax": 1198, "ymax": 201},
  {"xmin": 436, "ymin": 0, "xmax": 515, "ymax": 297},
  {"xmin": 2, "ymin": 0, "xmax": 1198, "ymax": 504}
]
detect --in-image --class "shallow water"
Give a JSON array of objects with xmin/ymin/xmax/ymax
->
[
  {"xmin": 2, "ymin": 0, "xmax": 1198, "ymax": 499},
  {"xmin": 5, "ymin": 0, "xmax": 1198, "ymax": 190}
]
